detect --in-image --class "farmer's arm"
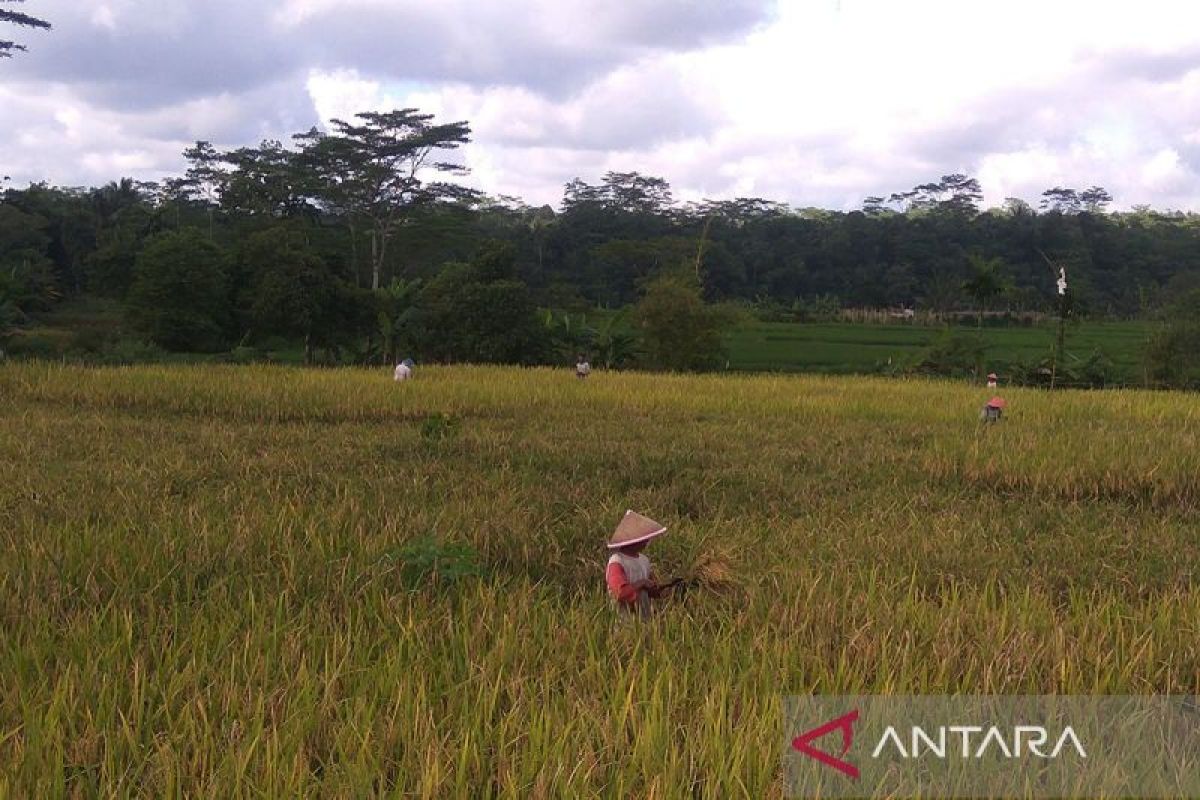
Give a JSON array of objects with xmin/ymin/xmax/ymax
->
[{"xmin": 606, "ymin": 562, "xmax": 642, "ymax": 607}]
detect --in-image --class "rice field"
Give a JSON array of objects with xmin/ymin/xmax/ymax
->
[
  {"xmin": 2, "ymin": 362, "xmax": 1199, "ymax": 797},
  {"xmin": 724, "ymin": 320, "xmax": 1152, "ymax": 379}
]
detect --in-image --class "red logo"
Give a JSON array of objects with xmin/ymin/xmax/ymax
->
[{"xmin": 792, "ymin": 709, "xmax": 860, "ymax": 780}]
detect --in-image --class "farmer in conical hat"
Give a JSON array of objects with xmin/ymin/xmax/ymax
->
[
  {"xmin": 980, "ymin": 395, "xmax": 1006, "ymax": 422},
  {"xmin": 986, "ymin": 372, "xmax": 998, "ymax": 388},
  {"xmin": 605, "ymin": 510, "xmax": 668, "ymax": 617}
]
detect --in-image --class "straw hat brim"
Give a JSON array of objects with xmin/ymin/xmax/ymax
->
[
  {"xmin": 606, "ymin": 526, "xmax": 666, "ymax": 549},
  {"xmin": 607, "ymin": 510, "xmax": 667, "ymax": 549}
]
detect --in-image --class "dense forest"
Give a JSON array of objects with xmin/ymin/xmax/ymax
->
[{"xmin": 3, "ymin": 108, "xmax": 1200, "ymax": 378}]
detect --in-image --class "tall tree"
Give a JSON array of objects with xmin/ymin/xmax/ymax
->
[
  {"xmin": 937, "ymin": 173, "xmax": 984, "ymax": 214},
  {"xmin": 221, "ymin": 140, "xmax": 308, "ymax": 218},
  {"xmin": 888, "ymin": 174, "xmax": 982, "ymax": 213},
  {"xmin": 171, "ymin": 141, "xmax": 228, "ymax": 238},
  {"xmin": 1079, "ymin": 186, "xmax": 1113, "ymax": 213},
  {"xmin": 563, "ymin": 171, "xmax": 675, "ymax": 217},
  {"xmin": 292, "ymin": 126, "xmax": 366, "ymax": 283},
  {"xmin": 299, "ymin": 109, "xmax": 473, "ymax": 290},
  {"xmin": 1040, "ymin": 187, "xmax": 1081, "ymax": 214},
  {"xmin": 0, "ymin": 0, "xmax": 49, "ymax": 58},
  {"xmin": 861, "ymin": 196, "xmax": 888, "ymax": 215}
]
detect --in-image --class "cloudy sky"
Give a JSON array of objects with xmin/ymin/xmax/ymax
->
[{"xmin": 3, "ymin": 0, "xmax": 1199, "ymax": 211}]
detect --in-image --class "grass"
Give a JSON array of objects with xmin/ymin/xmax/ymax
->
[
  {"xmin": 724, "ymin": 320, "xmax": 1154, "ymax": 380},
  {"xmin": 1, "ymin": 363, "xmax": 1198, "ymax": 797}
]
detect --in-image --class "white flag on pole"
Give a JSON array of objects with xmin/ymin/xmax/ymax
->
[{"xmin": 1056, "ymin": 267, "xmax": 1068, "ymax": 296}]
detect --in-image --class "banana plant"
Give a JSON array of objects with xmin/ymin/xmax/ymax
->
[
  {"xmin": 594, "ymin": 310, "xmax": 639, "ymax": 369},
  {"xmin": 541, "ymin": 310, "xmax": 597, "ymax": 360},
  {"xmin": 375, "ymin": 277, "xmax": 422, "ymax": 364}
]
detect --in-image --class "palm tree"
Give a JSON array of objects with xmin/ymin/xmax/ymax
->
[
  {"xmin": 525, "ymin": 205, "xmax": 557, "ymax": 277},
  {"xmin": 90, "ymin": 178, "xmax": 142, "ymax": 234}
]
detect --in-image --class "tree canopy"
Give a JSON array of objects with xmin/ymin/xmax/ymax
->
[
  {"xmin": 127, "ymin": 229, "xmax": 230, "ymax": 352},
  {"xmin": 4, "ymin": 105, "xmax": 1200, "ymax": 382}
]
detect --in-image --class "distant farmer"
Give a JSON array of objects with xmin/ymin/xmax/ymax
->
[
  {"xmin": 606, "ymin": 510, "xmax": 671, "ymax": 617},
  {"xmin": 986, "ymin": 372, "xmax": 999, "ymax": 388},
  {"xmin": 575, "ymin": 354, "xmax": 591, "ymax": 380},
  {"xmin": 394, "ymin": 358, "xmax": 414, "ymax": 382},
  {"xmin": 980, "ymin": 395, "xmax": 1006, "ymax": 422}
]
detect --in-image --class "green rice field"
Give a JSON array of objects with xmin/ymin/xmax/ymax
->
[{"xmin": 724, "ymin": 320, "xmax": 1153, "ymax": 379}]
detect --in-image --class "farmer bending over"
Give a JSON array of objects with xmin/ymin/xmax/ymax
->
[
  {"xmin": 980, "ymin": 395, "xmax": 1006, "ymax": 422},
  {"xmin": 606, "ymin": 510, "xmax": 669, "ymax": 617},
  {"xmin": 394, "ymin": 358, "xmax": 414, "ymax": 382}
]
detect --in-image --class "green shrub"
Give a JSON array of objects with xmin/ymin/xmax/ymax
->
[
  {"xmin": 227, "ymin": 346, "xmax": 264, "ymax": 365},
  {"xmin": 633, "ymin": 271, "xmax": 727, "ymax": 371},
  {"xmin": 385, "ymin": 536, "xmax": 483, "ymax": 589},
  {"xmin": 96, "ymin": 338, "xmax": 168, "ymax": 365},
  {"xmin": 908, "ymin": 330, "xmax": 987, "ymax": 378},
  {"xmin": 5, "ymin": 331, "xmax": 66, "ymax": 360},
  {"xmin": 412, "ymin": 243, "xmax": 547, "ymax": 365}
]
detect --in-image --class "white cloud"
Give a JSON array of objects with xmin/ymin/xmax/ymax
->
[
  {"xmin": 1142, "ymin": 148, "xmax": 1183, "ymax": 188},
  {"xmin": 305, "ymin": 69, "xmax": 398, "ymax": 125},
  {"xmin": 90, "ymin": 5, "xmax": 118, "ymax": 31},
  {"xmin": 0, "ymin": 83, "xmax": 181, "ymax": 187},
  {"xmin": 4, "ymin": 0, "xmax": 1200, "ymax": 210}
]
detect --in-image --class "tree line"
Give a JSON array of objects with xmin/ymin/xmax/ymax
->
[{"xmin": 3, "ymin": 107, "xmax": 1200, "ymax": 382}]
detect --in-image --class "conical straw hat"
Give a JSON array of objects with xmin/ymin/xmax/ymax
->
[{"xmin": 607, "ymin": 510, "xmax": 667, "ymax": 549}]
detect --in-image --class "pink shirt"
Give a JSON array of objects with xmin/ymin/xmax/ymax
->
[{"xmin": 606, "ymin": 552, "xmax": 652, "ymax": 608}]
